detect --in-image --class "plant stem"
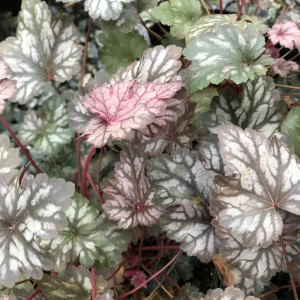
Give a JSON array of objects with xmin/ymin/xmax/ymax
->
[
  {"xmin": 82, "ymin": 146, "xmax": 96, "ymax": 199},
  {"xmin": 91, "ymin": 266, "xmax": 97, "ymax": 299},
  {"xmin": 289, "ymin": 52, "xmax": 300, "ymax": 61},
  {"xmin": 138, "ymin": 226, "xmax": 145, "ymax": 267},
  {"xmin": 279, "ymin": 236, "xmax": 299, "ymax": 300},
  {"xmin": 106, "ymin": 258, "xmax": 127, "ymax": 281},
  {"xmin": 237, "ymin": 0, "xmax": 245, "ymax": 20},
  {"xmin": 26, "ymin": 288, "xmax": 41, "ymax": 300},
  {"xmin": 162, "ymin": 271, "xmax": 189, "ymax": 300},
  {"xmin": 276, "ymin": 84, "xmax": 300, "ymax": 90},
  {"xmin": 19, "ymin": 162, "xmax": 31, "ymax": 186},
  {"xmin": 0, "ymin": 115, "xmax": 42, "ymax": 174},
  {"xmin": 80, "ymin": 17, "xmax": 93, "ymax": 87},
  {"xmin": 51, "ymin": 155, "xmax": 60, "ymax": 177},
  {"xmin": 259, "ymin": 284, "xmax": 300, "ymax": 298},
  {"xmin": 139, "ymin": 17, "xmax": 163, "ymax": 41},
  {"xmin": 200, "ymin": 0, "xmax": 211, "ymax": 15},
  {"xmin": 0, "ymin": 279, "xmax": 31, "ymax": 292},
  {"xmin": 278, "ymin": 0, "xmax": 295, "ymax": 23},
  {"xmin": 73, "ymin": 137, "xmax": 83, "ymax": 194},
  {"xmin": 289, "ymin": 244, "xmax": 300, "ymax": 255},
  {"xmin": 118, "ymin": 250, "xmax": 182, "ymax": 298},
  {"xmin": 281, "ymin": 93, "xmax": 300, "ymax": 96},
  {"xmin": 80, "ymin": 157, "xmax": 104, "ymax": 203},
  {"xmin": 280, "ymin": 49, "xmax": 293, "ymax": 59},
  {"xmin": 142, "ymin": 245, "xmax": 180, "ymax": 251},
  {"xmin": 97, "ymin": 148, "xmax": 103, "ymax": 194},
  {"xmin": 220, "ymin": 0, "xmax": 223, "ymax": 14},
  {"xmin": 50, "ymin": 79, "xmax": 60, "ymax": 94}
]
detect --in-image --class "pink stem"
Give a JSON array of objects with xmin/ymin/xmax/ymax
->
[
  {"xmin": 26, "ymin": 288, "xmax": 41, "ymax": 300},
  {"xmin": 118, "ymin": 250, "xmax": 182, "ymax": 298},
  {"xmin": 142, "ymin": 245, "xmax": 180, "ymax": 251},
  {"xmin": 0, "ymin": 115, "xmax": 42, "ymax": 174},
  {"xmin": 91, "ymin": 266, "xmax": 97, "ymax": 299},
  {"xmin": 162, "ymin": 271, "xmax": 190, "ymax": 300},
  {"xmin": 138, "ymin": 226, "xmax": 145, "ymax": 267},
  {"xmin": 82, "ymin": 146, "xmax": 96, "ymax": 199},
  {"xmin": 278, "ymin": 0, "xmax": 295, "ymax": 23},
  {"xmin": 220, "ymin": 0, "xmax": 223, "ymax": 14},
  {"xmin": 236, "ymin": 0, "xmax": 245, "ymax": 20}
]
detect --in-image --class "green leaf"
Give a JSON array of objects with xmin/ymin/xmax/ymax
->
[
  {"xmin": 42, "ymin": 193, "xmax": 130, "ymax": 271},
  {"xmin": 19, "ymin": 96, "xmax": 74, "ymax": 155},
  {"xmin": 189, "ymin": 87, "xmax": 218, "ymax": 136},
  {"xmin": 183, "ymin": 25, "xmax": 274, "ymax": 93},
  {"xmin": 186, "ymin": 14, "xmax": 268, "ymax": 44},
  {"xmin": 147, "ymin": 147, "xmax": 219, "ymax": 262},
  {"xmin": 202, "ymin": 77, "xmax": 285, "ymax": 138},
  {"xmin": 282, "ymin": 107, "xmax": 300, "ymax": 158},
  {"xmin": 98, "ymin": 29, "xmax": 147, "ymax": 74},
  {"xmin": 152, "ymin": 0, "xmax": 202, "ymax": 39},
  {"xmin": 100, "ymin": 0, "xmax": 159, "ymax": 33},
  {"xmin": 38, "ymin": 265, "xmax": 113, "ymax": 300}
]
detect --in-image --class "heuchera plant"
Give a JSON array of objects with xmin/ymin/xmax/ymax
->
[{"xmin": 0, "ymin": 0, "xmax": 300, "ymax": 299}]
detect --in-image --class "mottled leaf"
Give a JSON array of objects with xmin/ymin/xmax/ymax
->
[
  {"xmin": 152, "ymin": 0, "xmax": 202, "ymax": 39},
  {"xmin": 0, "ymin": 0, "xmax": 83, "ymax": 104},
  {"xmin": 0, "ymin": 173, "xmax": 74, "ymax": 287},
  {"xmin": 103, "ymin": 149, "xmax": 165, "ymax": 229},
  {"xmin": 147, "ymin": 147, "xmax": 218, "ymax": 262},
  {"xmin": 98, "ymin": 29, "xmax": 147, "ymax": 74},
  {"xmin": 42, "ymin": 193, "xmax": 130, "ymax": 271},
  {"xmin": 212, "ymin": 125, "xmax": 300, "ymax": 248},
  {"xmin": 202, "ymin": 77, "xmax": 285, "ymax": 138},
  {"xmin": 39, "ymin": 265, "xmax": 113, "ymax": 299},
  {"xmin": 282, "ymin": 107, "xmax": 300, "ymax": 158},
  {"xmin": 110, "ymin": 45, "xmax": 182, "ymax": 84},
  {"xmin": 82, "ymin": 79, "xmax": 183, "ymax": 148},
  {"xmin": 183, "ymin": 25, "xmax": 274, "ymax": 92},
  {"xmin": 19, "ymin": 97, "xmax": 74, "ymax": 155}
]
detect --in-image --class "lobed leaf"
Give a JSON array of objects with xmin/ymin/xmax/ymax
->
[
  {"xmin": 212, "ymin": 125, "xmax": 300, "ymax": 248},
  {"xmin": 183, "ymin": 25, "xmax": 274, "ymax": 92},
  {"xmin": 0, "ymin": 173, "xmax": 74, "ymax": 287},
  {"xmin": 103, "ymin": 149, "xmax": 165, "ymax": 229},
  {"xmin": 0, "ymin": 0, "xmax": 83, "ymax": 104}
]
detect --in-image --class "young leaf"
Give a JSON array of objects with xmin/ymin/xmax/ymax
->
[
  {"xmin": 0, "ymin": 57, "xmax": 16, "ymax": 114},
  {"xmin": 282, "ymin": 107, "xmax": 300, "ymax": 157},
  {"xmin": 0, "ymin": 135, "xmax": 21, "ymax": 179},
  {"xmin": 19, "ymin": 97, "xmax": 74, "ymax": 155},
  {"xmin": 110, "ymin": 45, "xmax": 182, "ymax": 84},
  {"xmin": 202, "ymin": 77, "xmax": 285, "ymax": 138},
  {"xmin": 42, "ymin": 193, "xmax": 130, "ymax": 271},
  {"xmin": 81, "ymin": 79, "xmax": 183, "ymax": 148},
  {"xmin": 98, "ymin": 29, "xmax": 147, "ymax": 74},
  {"xmin": 103, "ymin": 149, "xmax": 165, "ymax": 229},
  {"xmin": 199, "ymin": 286, "xmax": 260, "ymax": 300},
  {"xmin": 0, "ymin": 0, "xmax": 83, "ymax": 104},
  {"xmin": 273, "ymin": 58, "xmax": 299, "ymax": 77},
  {"xmin": 147, "ymin": 147, "xmax": 218, "ymax": 262},
  {"xmin": 100, "ymin": 0, "xmax": 159, "ymax": 33},
  {"xmin": 151, "ymin": 0, "xmax": 202, "ymax": 39},
  {"xmin": 212, "ymin": 125, "xmax": 300, "ymax": 248},
  {"xmin": 183, "ymin": 25, "xmax": 274, "ymax": 92},
  {"xmin": 38, "ymin": 265, "xmax": 113, "ymax": 299},
  {"xmin": 57, "ymin": 0, "xmax": 134, "ymax": 20},
  {"xmin": 0, "ymin": 173, "xmax": 74, "ymax": 287}
]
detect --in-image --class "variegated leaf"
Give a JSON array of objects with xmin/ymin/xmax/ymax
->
[
  {"xmin": 183, "ymin": 25, "xmax": 274, "ymax": 92},
  {"xmin": 103, "ymin": 149, "xmax": 165, "ymax": 229},
  {"xmin": 202, "ymin": 77, "xmax": 285, "ymax": 138},
  {"xmin": 0, "ymin": 174, "xmax": 74, "ymax": 287},
  {"xmin": 0, "ymin": 0, "xmax": 83, "ymax": 104},
  {"xmin": 212, "ymin": 125, "xmax": 300, "ymax": 248}
]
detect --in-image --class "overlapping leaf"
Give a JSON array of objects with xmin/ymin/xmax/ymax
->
[
  {"xmin": 98, "ymin": 29, "xmax": 147, "ymax": 74},
  {"xmin": 109, "ymin": 45, "xmax": 183, "ymax": 84},
  {"xmin": 199, "ymin": 287, "xmax": 260, "ymax": 300},
  {"xmin": 81, "ymin": 79, "xmax": 183, "ymax": 148},
  {"xmin": 212, "ymin": 125, "xmax": 300, "ymax": 248},
  {"xmin": 0, "ymin": 135, "xmax": 21, "ymax": 179},
  {"xmin": 0, "ymin": 173, "xmax": 74, "ymax": 287},
  {"xmin": 152, "ymin": 0, "xmax": 202, "ymax": 39},
  {"xmin": 103, "ymin": 149, "xmax": 165, "ymax": 229},
  {"xmin": 0, "ymin": 0, "xmax": 83, "ymax": 104},
  {"xmin": 147, "ymin": 147, "xmax": 218, "ymax": 262},
  {"xmin": 183, "ymin": 25, "xmax": 274, "ymax": 92},
  {"xmin": 202, "ymin": 77, "xmax": 285, "ymax": 138},
  {"xmin": 42, "ymin": 193, "xmax": 130, "ymax": 271},
  {"xmin": 19, "ymin": 96, "xmax": 74, "ymax": 155},
  {"xmin": 39, "ymin": 265, "xmax": 113, "ymax": 299}
]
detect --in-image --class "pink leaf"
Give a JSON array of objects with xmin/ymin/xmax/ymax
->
[
  {"xmin": 102, "ymin": 149, "xmax": 165, "ymax": 229},
  {"xmin": 268, "ymin": 22, "xmax": 300, "ymax": 49},
  {"xmin": 265, "ymin": 47, "xmax": 280, "ymax": 59},
  {"xmin": 130, "ymin": 271, "xmax": 147, "ymax": 288},
  {"xmin": 0, "ymin": 57, "xmax": 16, "ymax": 114},
  {"xmin": 82, "ymin": 80, "xmax": 183, "ymax": 148},
  {"xmin": 273, "ymin": 58, "xmax": 299, "ymax": 77}
]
